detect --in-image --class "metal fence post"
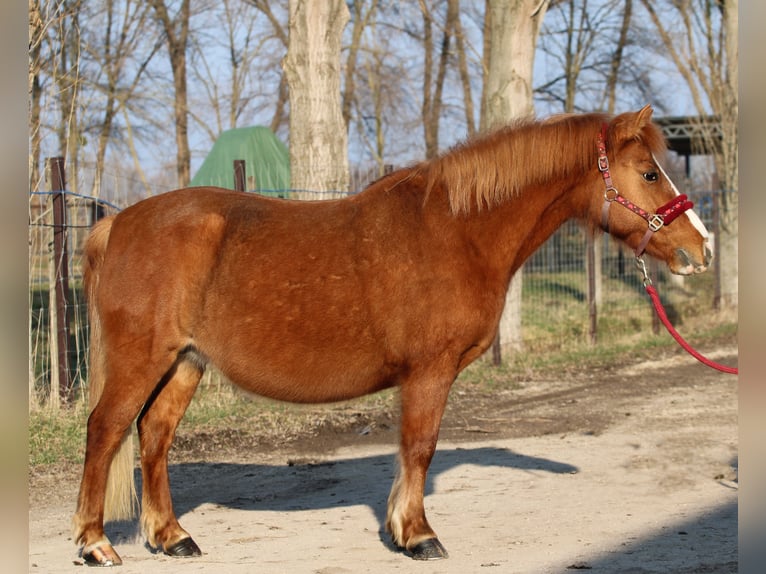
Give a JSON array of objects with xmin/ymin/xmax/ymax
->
[{"xmin": 49, "ymin": 157, "xmax": 73, "ymax": 404}]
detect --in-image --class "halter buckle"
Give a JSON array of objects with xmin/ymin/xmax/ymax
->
[
  {"xmin": 598, "ymin": 155, "xmax": 610, "ymax": 172},
  {"xmin": 647, "ymin": 214, "xmax": 664, "ymax": 232}
]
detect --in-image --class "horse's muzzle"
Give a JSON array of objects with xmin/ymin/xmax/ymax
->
[{"xmin": 674, "ymin": 243, "xmax": 712, "ymax": 275}]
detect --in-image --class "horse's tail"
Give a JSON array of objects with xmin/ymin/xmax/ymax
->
[{"xmin": 83, "ymin": 215, "xmax": 138, "ymax": 521}]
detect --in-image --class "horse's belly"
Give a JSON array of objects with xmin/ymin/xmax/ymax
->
[
  {"xmin": 229, "ymin": 368, "xmax": 397, "ymax": 404},
  {"xmin": 208, "ymin": 344, "xmax": 399, "ymax": 404}
]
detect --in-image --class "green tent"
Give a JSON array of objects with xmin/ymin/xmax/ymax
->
[{"xmin": 190, "ymin": 126, "xmax": 290, "ymax": 197}]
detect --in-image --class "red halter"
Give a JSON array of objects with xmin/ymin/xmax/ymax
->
[{"xmin": 596, "ymin": 124, "xmax": 693, "ymax": 256}]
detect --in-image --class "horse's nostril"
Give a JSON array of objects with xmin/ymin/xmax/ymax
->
[{"xmin": 676, "ymin": 248, "xmax": 693, "ymax": 268}]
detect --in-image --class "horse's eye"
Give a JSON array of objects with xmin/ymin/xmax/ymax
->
[{"xmin": 643, "ymin": 171, "xmax": 659, "ymax": 183}]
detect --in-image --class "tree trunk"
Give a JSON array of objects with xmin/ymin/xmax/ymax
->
[
  {"xmin": 419, "ymin": 0, "xmax": 436, "ymax": 159},
  {"xmin": 452, "ymin": 0, "xmax": 476, "ymax": 137},
  {"xmin": 53, "ymin": 1, "xmax": 82, "ymax": 193},
  {"xmin": 29, "ymin": 0, "xmax": 44, "ymax": 192},
  {"xmin": 283, "ymin": 0, "xmax": 350, "ymax": 197},
  {"xmin": 92, "ymin": 1, "xmax": 117, "ymax": 197},
  {"xmin": 150, "ymin": 0, "xmax": 192, "ymax": 188},
  {"xmin": 482, "ymin": 0, "xmax": 547, "ymax": 130},
  {"xmin": 482, "ymin": 0, "xmax": 549, "ymax": 360},
  {"xmin": 716, "ymin": 0, "xmax": 738, "ymax": 309},
  {"xmin": 342, "ymin": 0, "xmax": 378, "ymax": 133},
  {"xmin": 419, "ymin": 0, "xmax": 460, "ymax": 159}
]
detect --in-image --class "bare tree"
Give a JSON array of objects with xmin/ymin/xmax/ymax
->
[
  {"xmin": 148, "ymin": 0, "xmax": 192, "ymax": 188},
  {"xmin": 57, "ymin": 0, "xmax": 83, "ymax": 191},
  {"xmin": 603, "ymin": 0, "xmax": 632, "ymax": 114},
  {"xmin": 80, "ymin": 0, "xmax": 158, "ymax": 196},
  {"xmin": 30, "ymin": 0, "xmax": 86, "ymax": 191},
  {"xmin": 29, "ymin": 0, "xmax": 45, "ymax": 192},
  {"xmin": 418, "ymin": 0, "xmax": 459, "ymax": 159},
  {"xmin": 349, "ymin": 9, "xmax": 388, "ymax": 177},
  {"xmin": 536, "ymin": 0, "xmax": 638, "ymax": 114},
  {"xmin": 246, "ymin": 0, "xmax": 290, "ymax": 135},
  {"xmin": 342, "ymin": 0, "xmax": 379, "ymax": 133},
  {"xmin": 350, "ymin": 1, "xmax": 427, "ymax": 165},
  {"xmin": 187, "ymin": 0, "xmax": 288, "ymax": 146},
  {"xmin": 283, "ymin": 0, "xmax": 350, "ymax": 195},
  {"xmin": 452, "ymin": 0, "xmax": 478, "ymax": 137},
  {"xmin": 639, "ymin": 0, "xmax": 738, "ymax": 309}
]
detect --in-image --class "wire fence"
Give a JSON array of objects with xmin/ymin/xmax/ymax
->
[{"xmin": 28, "ymin": 159, "xmax": 724, "ymax": 411}]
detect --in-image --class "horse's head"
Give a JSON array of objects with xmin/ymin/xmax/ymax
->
[{"xmin": 596, "ymin": 105, "xmax": 712, "ymax": 275}]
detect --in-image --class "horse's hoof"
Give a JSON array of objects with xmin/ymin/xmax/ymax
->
[
  {"xmin": 164, "ymin": 537, "xmax": 202, "ymax": 557},
  {"xmin": 82, "ymin": 543, "xmax": 123, "ymax": 567},
  {"xmin": 410, "ymin": 538, "xmax": 449, "ymax": 560}
]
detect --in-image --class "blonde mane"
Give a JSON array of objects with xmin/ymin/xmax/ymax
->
[{"xmin": 424, "ymin": 112, "xmax": 667, "ymax": 215}]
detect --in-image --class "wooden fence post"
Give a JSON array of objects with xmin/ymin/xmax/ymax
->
[
  {"xmin": 649, "ymin": 257, "xmax": 660, "ymax": 335},
  {"xmin": 49, "ymin": 157, "xmax": 73, "ymax": 404},
  {"xmin": 586, "ymin": 234, "xmax": 598, "ymax": 345},
  {"xmin": 233, "ymin": 160, "xmax": 246, "ymax": 192}
]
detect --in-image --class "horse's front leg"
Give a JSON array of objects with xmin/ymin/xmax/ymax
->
[{"xmin": 386, "ymin": 369, "xmax": 454, "ymax": 560}]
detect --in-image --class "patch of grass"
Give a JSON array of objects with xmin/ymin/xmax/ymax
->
[
  {"xmin": 518, "ymin": 267, "xmax": 719, "ymax": 352},
  {"xmin": 29, "ymin": 403, "xmax": 89, "ymax": 467},
  {"xmin": 500, "ymin": 316, "xmax": 736, "ymax": 380},
  {"xmin": 456, "ymin": 360, "xmax": 525, "ymax": 391}
]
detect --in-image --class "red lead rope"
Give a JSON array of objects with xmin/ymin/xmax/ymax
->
[{"xmin": 645, "ymin": 283, "xmax": 738, "ymax": 375}]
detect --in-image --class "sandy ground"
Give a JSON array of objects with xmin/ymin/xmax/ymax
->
[{"xmin": 29, "ymin": 345, "xmax": 737, "ymax": 573}]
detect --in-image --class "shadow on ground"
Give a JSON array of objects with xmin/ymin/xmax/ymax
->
[
  {"xmin": 105, "ymin": 445, "xmax": 577, "ymax": 552},
  {"xmin": 574, "ymin": 499, "xmax": 738, "ymax": 574}
]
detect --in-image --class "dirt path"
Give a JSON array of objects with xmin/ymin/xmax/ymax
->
[{"xmin": 29, "ymin": 345, "xmax": 738, "ymax": 573}]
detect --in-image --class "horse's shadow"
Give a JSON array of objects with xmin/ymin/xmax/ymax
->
[{"xmin": 114, "ymin": 445, "xmax": 577, "ymax": 551}]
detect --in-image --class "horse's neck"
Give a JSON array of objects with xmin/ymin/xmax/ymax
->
[{"xmin": 458, "ymin": 179, "xmax": 589, "ymax": 279}]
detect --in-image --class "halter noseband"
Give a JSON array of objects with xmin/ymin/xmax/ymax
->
[{"xmin": 597, "ymin": 124, "xmax": 693, "ymax": 257}]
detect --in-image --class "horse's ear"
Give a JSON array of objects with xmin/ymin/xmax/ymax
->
[
  {"xmin": 636, "ymin": 104, "xmax": 654, "ymax": 126},
  {"xmin": 610, "ymin": 105, "xmax": 654, "ymax": 145}
]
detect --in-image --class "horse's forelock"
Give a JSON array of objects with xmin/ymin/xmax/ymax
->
[{"xmin": 637, "ymin": 121, "xmax": 668, "ymax": 158}]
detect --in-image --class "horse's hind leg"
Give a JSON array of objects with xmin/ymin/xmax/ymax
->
[
  {"xmin": 137, "ymin": 352, "xmax": 205, "ymax": 557},
  {"xmin": 73, "ymin": 356, "xmax": 177, "ymax": 566},
  {"xmin": 386, "ymin": 368, "xmax": 454, "ymax": 560},
  {"xmin": 74, "ymin": 398, "xmax": 141, "ymax": 566}
]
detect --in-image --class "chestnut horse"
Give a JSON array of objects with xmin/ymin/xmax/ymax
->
[{"xmin": 73, "ymin": 106, "xmax": 711, "ymax": 566}]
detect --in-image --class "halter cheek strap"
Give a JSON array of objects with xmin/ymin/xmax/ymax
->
[{"xmin": 597, "ymin": 124, "xmax": 693, "ymax": 257}]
